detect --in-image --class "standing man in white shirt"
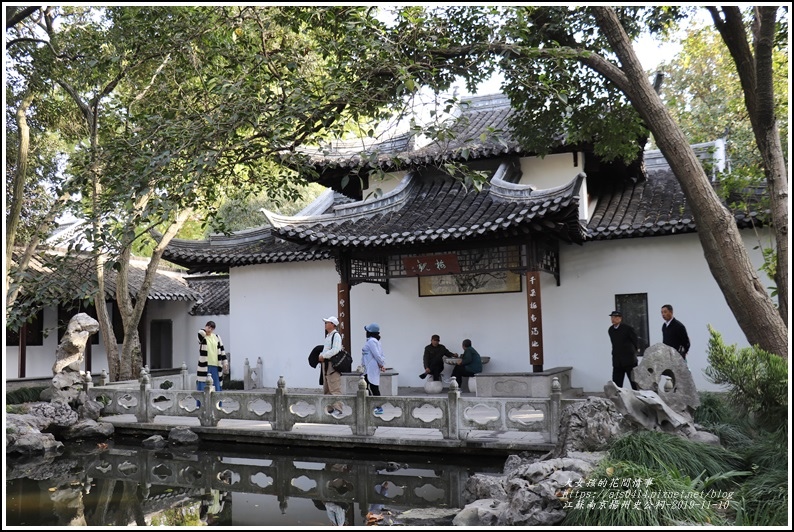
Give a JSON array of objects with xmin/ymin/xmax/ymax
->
[{"xmin": 319, "ymin": 316, "xmax": 344, "ymax": 416}]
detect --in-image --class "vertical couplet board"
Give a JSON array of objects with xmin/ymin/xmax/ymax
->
[
  {"xmin": 337, "ymin": 282, "xmax": 351, "ymax": 353},
  {"xmin": 526, "ymin": 271, "xmax": 544, "ymax": 372}
]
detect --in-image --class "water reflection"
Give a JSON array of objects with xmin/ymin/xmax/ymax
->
[{"xmin": 5, "ymin": 441, "xmax": 506, "ymax": 526}]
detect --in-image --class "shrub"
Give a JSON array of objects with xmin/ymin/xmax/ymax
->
[
  {"xmin": 694, "ymin": 391, "xmax": 734, "ymax": 425},
  {"xmin": 5, "ymin": 386, "xmax": 47, "ymax": 405},
  {"xmin": 700, "ymin": 326, "xmax": 789, "ymax": 526},
  {"xmin": 703, "ymin": 325, "xmax": 787, "ymax": 431}
]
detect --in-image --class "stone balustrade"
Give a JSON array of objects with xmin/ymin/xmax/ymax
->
[{"xmin": 85, "ymin": 365, "xmax": 564, "ymax": 449}]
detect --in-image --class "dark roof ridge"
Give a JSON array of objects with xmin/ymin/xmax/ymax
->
[{"xmin": 264, "ymin": 173, "xmax": 417, "ymax": 229}]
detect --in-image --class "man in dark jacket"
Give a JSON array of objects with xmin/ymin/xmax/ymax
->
[
  {"xmin": 661, "ymin": 304, "xmax": 691, "ymax": 359},
  {"xmin": 607, "ymin": 311, "xmax": 639, "ymax": 389},
  {"xmin": 452, "ymin": 338, "xmax": 483, "ymax": 388},
  {"xmin": 420, "ymin": 334, "xmax": 455, "ymax": 381}
]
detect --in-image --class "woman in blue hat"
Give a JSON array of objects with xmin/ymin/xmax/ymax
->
[{"xmin": 361, "ymin": 323, "xmax": 386, "ymax": 404}]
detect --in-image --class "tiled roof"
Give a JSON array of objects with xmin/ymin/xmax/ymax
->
[
  {"xmin": 14, "ymin": 250, "xmax": 200, "ymax": 302},
  {"xmin": 297, "ymin": 94, "xmax": 532, "ymax": 171},
  {"xmin": 161, "ymin": 92, "xmax": 765, "ymax": 272},
  {"xmin": 113, "ymin": 260, "xmax": 199, "ymax": 302},
  {"xmin": 586, "ymin": 167, "xmax": 766, "ymax": 239},
  {"xmin": 162, "ymin": 225, "xmax": 333, "ymax": 274},
  {"xmin": 186, "ymin": 275, "xmax": 230, "ymax": 316},
  {"xmin": 265, "ymin": 170, "xmax": 586, "ymax": 251}
]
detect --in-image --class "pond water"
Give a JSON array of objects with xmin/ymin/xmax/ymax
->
[{"xmin": 5, "ymin": 439, "xmax": 512, "ymax": 527}]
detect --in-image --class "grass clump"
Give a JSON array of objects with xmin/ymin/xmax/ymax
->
[
  {"xmin": 729, "ymin": 426, "xmax": 789, "ymax": 526},
  {"xmin": 608, "ymin": 430, "xmax": 745, "ymax": 489},
  {"xmin": 561, "ymin": 459, "xmax": 721, "ymax": 526}
]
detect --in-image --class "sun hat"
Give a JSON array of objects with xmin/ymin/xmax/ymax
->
[
  {"xmin": 364, "ymin": 323, "xmax": 380, "ymax": 333},
  {"xmin": 322, "ymin": 316, "xmax": 339, "ymax": 326}
]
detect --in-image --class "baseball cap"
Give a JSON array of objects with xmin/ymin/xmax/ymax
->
[
  {"xmin": 322, "ymin": 316, "xmax": 339, "ymax": 326},
  {"xmin": 609, "ymin": 311, "xmax": 622, "ymax": 317},
  {"xmin": 364, "ymin": 323, "xmax": 380, "ymax": 333}
]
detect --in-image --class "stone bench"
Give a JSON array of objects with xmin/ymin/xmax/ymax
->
[
  {"xmin": 341, "ymin": 371, "xmax": 399, "ymax": 396},
  {"xmin": 474, "ymin": 366, "xmax": 573, "ymax": 398}
]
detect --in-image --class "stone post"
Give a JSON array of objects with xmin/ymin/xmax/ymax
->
[
  {"xmin": 82, "ymin": 371, "xmax": 93, "ymax": 393},
  {"xmin": 274, "ymin": 376, "xmax": 287, "ymax": 431},
  {"xmin": 199, "ymin": 375, "xmax": 215, "ymax": 427},
  {"xmin": 181, "ymin": 362, "xmax": 189, "ymax": 390},
  {"xmin": 256, "ymin": 357, "xmax": 264, "ymax": 388},
  {"xmin": 550, "ymin": 376, "xmax": 561, "ymax": 444},
  {"xmin": 137, "ymin": 369, "xmax": 152, "ymax": 423},
  {"xmin": 447, "ymin": 380, "xmax": 461, "ymax": 440},
  {"xmin": 244, "ymin": 358, "xmax": 251, "ymax": 390},
  {"xmin": 100, "ymin": 369, "xmax": 108, "ymax": 386},
  {"xmin": 355, "ymin": 376, "xmax": 371, "ymax": 436}
]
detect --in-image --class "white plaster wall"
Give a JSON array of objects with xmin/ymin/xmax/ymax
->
[
  {"xmin": 6, "ymin": 306, "xmax": 61, "ymax": 378},
  {"xmin": 547, "ymin": 230, "xmax": 771, "ymax": 393},
  {"xmin": 144, "ymin": 299, "xmax": 196, "ymax": 372},
  {"xmin": 228, "ymin": 260, "xmax": 341, "ymax": 388},
  {"xmin": 519, "ymin": 152, "xmax": 583, "ymax": 189},
  {"xmin": 226, "ymin": 229, "xmax": 772, "ymax": 394},
  {"xmin": 6, "ymin": 300, "xmax": 197, "ymax": 379}
]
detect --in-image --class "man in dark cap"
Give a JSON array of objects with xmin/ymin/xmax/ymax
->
[{"xmin": 607, "ymin": 311, "xmax": 639, "ymax": 389}]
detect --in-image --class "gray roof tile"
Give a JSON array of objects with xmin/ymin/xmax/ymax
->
[{"xmin": 186, "ymin": 275, "xmax": 230, "ymax": 316}]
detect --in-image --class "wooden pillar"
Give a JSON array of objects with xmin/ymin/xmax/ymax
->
[
  {"xmin": 86, "ymin": 341, "xmax": 93, "ymax": 374},
  {"xmin": 526, "ymin": 271, "xmax": 544, "ymax": 372},
  {"xmin": 18, "ymin": 323, "xmax": 27, "ymax": 378},
  {"xmin": 337, "ymin": 282, "xmax": 351, "ymax": 353}
]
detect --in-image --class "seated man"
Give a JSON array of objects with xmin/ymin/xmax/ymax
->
[
  {"xmin": 420, "ymin": 334, "xmax": 455, "ymax": 381},
  {"xmin": 452, "ymin": 338, "xmax": 483, "ymax": 387}
]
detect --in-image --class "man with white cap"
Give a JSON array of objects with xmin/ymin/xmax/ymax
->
[{"xmin": 319, "ymin": 316, "xmax": 344, "ymax": 415}]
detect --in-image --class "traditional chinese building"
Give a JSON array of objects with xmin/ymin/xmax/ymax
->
[{"xmin": 162, "ymin": 94, "xmax": 768, "ymax": 393}]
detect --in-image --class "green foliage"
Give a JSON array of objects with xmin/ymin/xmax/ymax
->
[
  {"xmin": 657, "ymin": 20, "xmax": 788, "ymax": 174},
  {"xmin": 607, "ymin": 430, "xmax": 744, "ymax": 489},
  {"xmin": 694, "ymin": 347, "xmax": 789, "ymax": 526},
  {"xmin": 562, "ymin": 459, "xmax": 721, "ymax": 526},
  {"xmin": 730, "ymin": 427, "xmax": 789, "ymax": 526},
  {"xmin": 95, "ymin": 394, "xmax": 111, "ymax": 407},
  {"xmin": 693, "ymin": 391, "xmax": 733, "ymax": 425},
  {"xmin": 208, "ymin": 182, "xmax": 327, "ymax": 236},
  {"xmin": 704, "ymin": 325, "xmax": 788, "ymax": 430},
  {"xmin": 150, "ymin": 504, "xmax": 203, "ymax": 526},
  {"xmin": 5, "ymin": 386, "xmax": 46, "ymax": 405},
  {"xmin": 6, "ymin": 404, "xmax": 28, "ymax": 415}
]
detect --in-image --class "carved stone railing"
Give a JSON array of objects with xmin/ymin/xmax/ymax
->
[{"xmin": 86, "ymin": 365, "xmax": 563, "ymax": 447}]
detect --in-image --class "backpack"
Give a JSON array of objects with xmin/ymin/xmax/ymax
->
[
  {"xmin": 329, "ymin": 348, "xmax": 353, "ymax": 373},
  {"xmin": 328, "ymin": 332, "xmax": 353, "ymax": 373}
]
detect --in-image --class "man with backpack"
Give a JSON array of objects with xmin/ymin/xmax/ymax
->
[{"xmin": 319, "ymin": 316, "xmax": 345, "ymax": 416}]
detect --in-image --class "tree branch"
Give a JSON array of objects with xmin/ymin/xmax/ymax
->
[{"xmin": 6, "ymin": 6, "xmax": 39, "ymax": 29}]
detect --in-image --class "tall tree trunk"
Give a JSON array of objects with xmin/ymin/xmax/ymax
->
[
  {"xmin": 707, "ymin": 6, "xmax": 788, "ymax": 324},
  {"xmin": 6, "ymin": 93, "xmax": 33, "ymax": 278},
  {"xmin": 591, "ymin": 7, "xmax": 787, "ymax": 357}
]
